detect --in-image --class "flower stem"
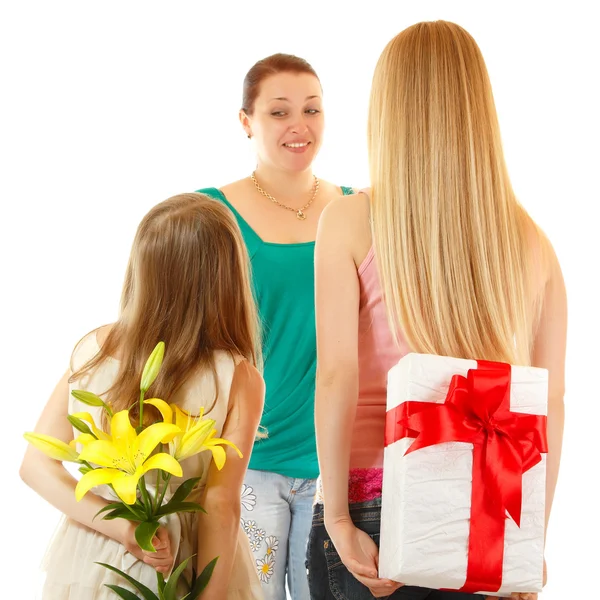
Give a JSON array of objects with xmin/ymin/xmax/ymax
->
[
  {"xmin": 138, "ymin": 390, "xmax": 145, "ymax": 428},
  {"xmin": 153, "ymin": 445, "xmax": 162, "ymax": 514},
  {"xmin": 156, "ymin": 473, "xmax": 172, "ymax": 510},
  {"xmin": 138, "ymin": 476, "xmax": 153, "ymax": 518},
  {"xmin": 154, "ymin": 470, "xmax": 160, "ymax": 511}
]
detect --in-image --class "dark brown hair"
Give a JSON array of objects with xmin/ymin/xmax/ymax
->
[
  {"xmin": 241, "ymin": 53, "xmax": 319, "ymax": 115},
  {"xmin": 71, "ymin": 193, "xmax": 261, "ymax": 425}
]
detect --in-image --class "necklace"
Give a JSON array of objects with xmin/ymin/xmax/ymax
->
[{"xmin": 251, "ymin": 171, "xmax": 319, "ymax": 221}]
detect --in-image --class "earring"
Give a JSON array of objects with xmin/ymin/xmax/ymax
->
[{"xmin": 247, "ymin": 134, "xmax": 251, "ymax": 139}]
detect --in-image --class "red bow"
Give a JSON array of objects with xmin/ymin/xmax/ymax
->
[{"xmin": 384, "ymin": 360, "xmax": 547, "ymax": 593}]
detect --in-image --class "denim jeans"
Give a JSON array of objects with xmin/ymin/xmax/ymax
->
[
  {"xmin": 306, "ymin": 498, "xmax": 485, "ymax": 600},
  {"xmin": 240, "ymin": 468, "xmax": 316, "ymax": 600}
]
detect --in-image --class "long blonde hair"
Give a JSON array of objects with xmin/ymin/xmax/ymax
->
[
  {"xmin": 368, "ymin": 21, "xmax": 545, "ymax": 365},
  {"xmin": 71, "ymin": 193, "xmax": 261, "ymax": 424}
]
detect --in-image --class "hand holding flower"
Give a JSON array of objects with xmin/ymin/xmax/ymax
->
[{"xmin": 119, "ymin": 522, "xmax": 175, "ymax": 575}]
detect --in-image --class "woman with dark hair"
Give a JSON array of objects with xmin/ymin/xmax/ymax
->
[{"xmin": 198, "ymin": 53, "xmax": 355, "ymax": 599}]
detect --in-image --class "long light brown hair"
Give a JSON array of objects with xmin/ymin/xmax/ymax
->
[
  {"xmin": 71, "ymin": 193, "xmax": 261, "ymax": 424},
  {"xmin": 368, "ymin": 21, "xmax": 546, "ymax": 365}
]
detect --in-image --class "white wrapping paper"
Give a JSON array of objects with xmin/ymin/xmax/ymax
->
[{"xmin": 379, "ymin": 353, "xmax": 547, "ymax": 596}]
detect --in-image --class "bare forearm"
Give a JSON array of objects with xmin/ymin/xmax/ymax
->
[
  {"xmin": 316, "ymin": 371, "xmax": 358, "ymax": 527},
  {"xmin": 20, "ymin": 455, "xmax": 128, "ymax": 543},
  {"xmin": 545, "ymin": 397, "xmax": 565, "ymax": 530},
  {"xmin": 196, "ymin": 504, "xmax": 240, "ymax": 598}
]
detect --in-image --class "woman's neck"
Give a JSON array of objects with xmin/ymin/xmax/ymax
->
[{"xmin": 252, "ymin": 165, "xmax": 315, "ymax": 202}]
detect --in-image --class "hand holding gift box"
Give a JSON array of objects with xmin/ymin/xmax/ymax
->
[{"xmin": 379, "ymin": 353, "xmax": 548, "ymax": 597}]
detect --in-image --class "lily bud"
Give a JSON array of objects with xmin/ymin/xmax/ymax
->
[
  {"xmin": 71, "ymin": 389, "xmax": 113, "ymax": 416},
  {"xmin": 24, "ymin": 432, "xmax": 81, "ymax": 463},
  {"xmin": 140, "ymin": 342, "xmax": 165, "ymax": 392}
]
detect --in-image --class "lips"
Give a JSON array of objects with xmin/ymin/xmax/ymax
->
[
  {"xmin": 283, "ymin": 141, "xmax": 310, "ymax": 148},
  {"xmin": 282, "ymin": 141, "xmax": 311, "ymax": 153}
]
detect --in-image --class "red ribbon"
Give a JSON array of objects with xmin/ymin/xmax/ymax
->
[{"xmin": 384, "ymin": 360, "xmax": 548, "ymax": 593}]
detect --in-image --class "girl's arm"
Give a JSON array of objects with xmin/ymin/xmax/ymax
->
[
  {"xmin": 195, "ymin": 359, "xmax": 264, "ymax": 598},
  {"xmin": 19, "ymin": 369, "xmax": 173, "ymax": 572}
]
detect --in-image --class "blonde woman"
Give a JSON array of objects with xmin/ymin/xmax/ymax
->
[
  {"xmin": 21, "ymin": 194, "xmax": 265, "ymax": 599},
  {"xmin": 308, "ymin": 21, "xmax": 566, "ymax": 600}
]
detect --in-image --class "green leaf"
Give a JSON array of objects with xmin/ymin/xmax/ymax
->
[
  {"xmin": 104, "ymin": 585, "xmax": 143, "ymax": 600},
  {"xmin": 93, "ymin": 502, "xmax": 125, "ymax": 520},
  {"xmin": 135, "ymin": 520, "xmax": 160, "ymax": 552},
  {"xmin": 135, "ymin": 498, "xmax": 149, "ymax": 514},
  {"xmin": 94, "ymin": 501, "xmax": 146, "ymax": 522},
  {"xmin": 67, "ymin": 415, "xmax": 94, "ymax": 435},
  {"xmin": 188, "ymin": 557, "xmax": 218, "ymax": 599},
  {"xmin": 168, "ymin": 477, "xmax": 201, "ymax": 506},
  {"xmin": 96, "ymin": 563, "xmax": 159, "ymax": 600},
  {"xmin": 71, "ymin": 389, "xmax": 113, "ymax": 416},
  {"xmin": 156, "ymin": 501, "xmax": 206, "ymax": 518},
  {"xmin": 126, "ymin": 503, "xmax": 148, "ymax": 521},
  {"xmin": 102, "ymin": 507, "xmax": 137, "ymax": 521},
  {"xmin": 163, "ymin": 556, "xmax": 193, "ymax": 600},
  {"xmin": 79, "ymin": 465, "xmax": 93, "ymax": 475},
  {"xmin": 140, "ymin": 342, "xmax": 165, "ymax": 392},
  {"xmin": 157, "ymin": 572, "xmax": 166, "ymax": 600}
]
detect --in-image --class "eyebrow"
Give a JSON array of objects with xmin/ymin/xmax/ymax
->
[{"xmin": 270, "ymin": 95, "xmax": 321, "ymax": 102}]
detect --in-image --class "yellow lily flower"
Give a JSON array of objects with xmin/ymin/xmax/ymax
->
[
  {"xmin": 194, "ymin": 426, "xmax": 243, "ymax": 470},
  {"xmin": 145, "ymin": 398, "xmax": 173, "ymax": 425},
  {"xmin": 24, "ymin": 432, "xmax": 80, "ymax": 463},
  {"xmin": 144, "ymin": 399, "xmax": 242, "ymax": 469},
  {"xmin": 71, "ymin": 412, "xmax": 111, "ymax": 441},
  {"xmin": 73, "ymin": 433, "xmax": 97, "ymax": 447},
  {"xmin": 75, "ymin": 409, "xmax": 183, "ymax": 504}
]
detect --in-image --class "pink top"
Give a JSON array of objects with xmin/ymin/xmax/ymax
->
[{"xmin": 349, "ymin": 247, "xmax": 410, "ymax": 470}]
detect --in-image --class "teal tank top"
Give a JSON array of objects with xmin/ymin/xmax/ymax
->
[{"xmin": 197, "ymin": 186, "xmax": 353, "ymax": 478}]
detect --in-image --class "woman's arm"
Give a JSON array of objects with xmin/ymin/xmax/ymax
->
[
  {"xmin": 531, "ymin": 242, "xmax": 567, "ymax": 532},
  {"xmin": 195, "ymin": 359, "xmax": 264, "ymax": 598},
  {"xmin": 19, "ymin": 369, "xmax": 173, "ymax": 572},
  {"xmin": 501, "ymin": 241, "xmax": 568, "ymax": 600},
  {"xmin": 486, "ymin": 235, "xmax": 566, "ymax": 600},
  {"xmin": 314, "ymin": 198, "xmax": 360, "ymax": 530},
  {"xmin": 315, "ymin": 197, "xmax": 401, "ymax": 597}
]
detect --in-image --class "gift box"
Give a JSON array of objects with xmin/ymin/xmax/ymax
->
[{"xmin": 379, "ymin": 353, "xmax": 548, "ymax": 596}]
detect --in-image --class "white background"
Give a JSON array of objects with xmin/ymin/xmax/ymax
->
[{"xmin": 1, "ymin": 1, "xmax": 598, "ymax": 598}]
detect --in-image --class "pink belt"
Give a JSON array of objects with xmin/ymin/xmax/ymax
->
[{"xmin": 315, "ymin": 468, "xmax": 383, "ymax": 505}]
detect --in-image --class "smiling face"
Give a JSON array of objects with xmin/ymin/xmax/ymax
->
[{"xmin": 241, "ymin": 72, "xmax": 324, "ymax": 172}]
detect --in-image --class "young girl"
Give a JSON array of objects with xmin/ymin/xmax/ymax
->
[
  {"xmin": 198, "ymin": 53, "xmax": 354, "ymax": 599},
  {"xmin": 309, "ymin": 21, "xmax": 566, "ymax": 600},
  {"xmin": 20, "ymin": 193, "xmax": 265, "ymax": 599}
]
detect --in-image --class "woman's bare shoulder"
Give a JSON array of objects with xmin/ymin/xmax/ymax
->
[{"xmin": 318, "ymin": 189, "xmax": 372, "ymax": 267}]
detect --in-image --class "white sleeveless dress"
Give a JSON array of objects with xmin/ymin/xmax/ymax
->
[{"xmin": 40, "ymin": 331, "xmax": 263, "ymax": 599}]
